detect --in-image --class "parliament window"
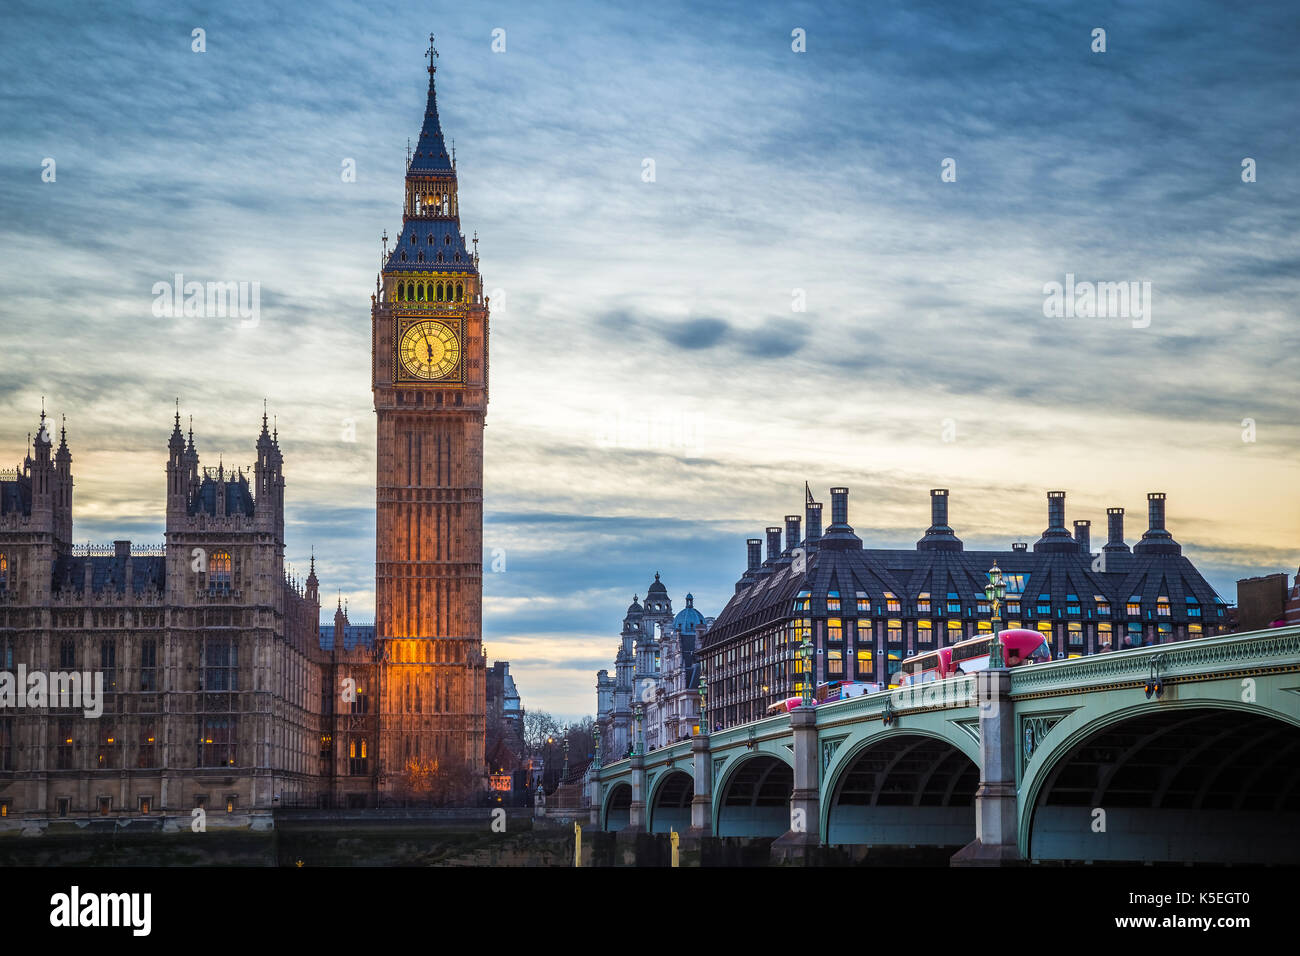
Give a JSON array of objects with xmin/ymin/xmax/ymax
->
[
  {"xmin": 827, "ymin": 618, "xmax": 842, "ymax": 641},
  {"xmin": 199, "ymin": 716, "xmax": 237, "ymax": 767},
  {"xmin": 917, "ymin": 592, "xmax": 930, "ymax": 613},
  {"xmin": 208, "ymin": 551, "xmax": 232, "ymax": 590},
  {"xmin": 100, "ymin": 638, "xmax": 117, "ymax": 692},
  {"xmin": 827, "ymin": 650, "xmax": 843, "ymax": 675},
  {"xmin": 918, "ymin": 620, "xmax": 933, "ymax": 644},
  {"xmin": 0, "ymin": 552, "xmax": 7, "ymax": 589},
  {"xmin": 826, "ymin": 590, "xmax": 841, "ymax": 612},
  {"xmin": 57, "ymin": 719, "xmax": 74, "ymax": 769},
  {"xmin": 856, "ymin": 590, "xmax": 870, "ymax": 613},
  {"xmin": 137, "ymin": 724, "xmax": 156, "ymax": 768},
  {"xmin": 202, "ymin": 638, "xmax": 238, "ymax": 691},
  {"xmin": 140, "ymin": 639, "xmax": 157, "ymax": 691},
  {"xmin": 884, "ymin": 592, "xmax": 900, "ymax": 613}
]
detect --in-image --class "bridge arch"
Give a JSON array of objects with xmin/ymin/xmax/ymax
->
[
  {"xmin": 647, "ymin": 769, "xmax": 694, "ymax": 833},
  {"xmin": 821, "ymin": 728, "xmax": 979, "ymax": 848},
  {"xmin": 602, "ymin": 781, "xmax": 632, "ymax": 831},
  {"xmin": 1021, "ymin": 699, "xmax": 1300, "ymax": 863},
  {"xmin": 713, "ymin": 751, "xmax": 794, "ymax": 837}
]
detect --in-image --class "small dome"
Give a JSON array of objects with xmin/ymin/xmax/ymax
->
[
  {"xmin": 647, "ymin": 572, "xmax": 668, "ymax": 595},
  {"xmin": 626, "ymin": 594, "xmax": 643, "ymax": 616},
  {"xmin": 673, "ymin": 601, "xmax": 705, "ymax": 635}
]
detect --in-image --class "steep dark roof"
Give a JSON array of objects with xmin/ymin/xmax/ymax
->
[
  {"xmin": 319, "ymin": 623, "xmax": 376, "ymax": 652},
  {"xmin": 0, "ymin": 473, "xmax": 31, "ymax": 516},
  {"xmin": 704, "ymin": 544, "xmax": 1225, "ymax": 648},
  {"xmin": 191, "ymin": 472, "xmax": 255, "ymax": 517},
  {"xmin": 51, "ymin": 554, "xmax": 166, "ymax": 594}
]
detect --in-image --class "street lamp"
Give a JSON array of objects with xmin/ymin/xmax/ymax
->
[
  {"xmin": 697, "ymin": 675, "xmax": 708, "ymax": 735},
  {"xmin": 632, "ymin": 704, "xmax": 644, "ymax": 756},
  {"xmin": 798, "ymin": 637, "xmax": 813, "ymax": 706},
  {"xmin": 562, "ymin": 736, "xmax": 570, "ymax": 780},
  {"xmin": 593, "ymin": 724, "xmax": 602, "ymax": 768},
  {"xmin": 985, "ymin": 562, "xmax": 1007, "ymax": 669}
]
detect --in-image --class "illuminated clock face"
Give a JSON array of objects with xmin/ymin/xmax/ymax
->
[{"xmin": 398, "ymin": 320, "xmax": 460, "ymax": 380}]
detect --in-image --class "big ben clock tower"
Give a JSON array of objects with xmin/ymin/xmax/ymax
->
[{"xmin": 372, "ymin": 36, "xmax": 487, "ymax": 788}]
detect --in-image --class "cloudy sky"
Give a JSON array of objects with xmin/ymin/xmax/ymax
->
[{"xmin": 2, "ymin": 1, "xmax": 1297, "ymax": 719}]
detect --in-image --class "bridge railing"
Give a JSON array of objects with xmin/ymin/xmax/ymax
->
[{"xmin": 1010, "ymin": 624, "xmax": 1300, "ymax": 696}]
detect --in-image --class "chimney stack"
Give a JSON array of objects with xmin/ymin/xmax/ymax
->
[
  {"xmin": 1103, "ymin": 507, "xmax": 1129, "ymax": 552},
  {"xmin": 805, "ymin": 500, "xmax": 822, "ymax": 553},
  {"xmin": 784, "ymin": 515, "xmax": 801, "ymax": 554},
  {"xmin": 1034, "ymin": 491, "xmax": 1078, "ymax": 552},
  {"xmin": 765, "ymin": 527, "xmax": 783, "ymax": 563},
  {"xmin": 820, "ymin": 486, "xmax": 862, "ymax": 550},
  {"xmin": 1073, "ymin": 520, "xmax": 1091, "ymax": 555},
  {"xmin": 739, "ymin": 537, "xmax": 764, "ymax": 590},
  {"xmin": 1133, "ymin": 492, "xmax": 1181, "ymax": 555},
  {"xmin": 917, "ymin": 488, "xmax": 963, "ymax": 551}
]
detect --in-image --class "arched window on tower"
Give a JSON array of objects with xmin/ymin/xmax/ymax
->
[
  {"xmin": 455, "ymin": 283, "xmax": 463, "ymax": 301},
  {"xmin": 428, "ymin": 234, "xmax": 434, "ymax": 245},
  {"xmin": 436, "ymin": 283, "xmax": 444, "ymax": 302},
  {"xmin": 0, "ymin": 552, "xmax": 7, "ymax": 591},
  {"xmin": 442, "ymin": 196, "xmax": 449, "ymax": 215},
  {"xmin": 417, "ymin": 283, "xmax": 426, "ymax": 302},
  {"xmin": 208, "ymin": 551, "xmax": 232, "ymax": 591},
  {"xmin": 417, "ymin": 251, "xmax": 424, "ymax": 263}
]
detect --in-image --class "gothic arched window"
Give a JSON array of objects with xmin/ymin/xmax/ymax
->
[
  {"xmin": 400, "ymin": 251, "xmax": 407, "ymax": 261},
  {"xmin": 0, "ymin": 552, "xmax": 7, "ymax": 590},
  {"xmin": 427, "ymin": 234, "xmax": 434, "ymax": 245},
  {"xmin": 417, "ymin": 283, "xmax": 426, "ymax": 302},
  {"xmin": 208, "ymin": 551, "xmax": 232, "ymax": 590},
  {"xmin": 444, "ymin": 235, "xmax": 451, "ymax": 245},
  {"xmin": 455, "ymin": 283, "xmax": 463, "ymax": 301},
  {"xmin": 435, "ymin": 283, "xmax": 442, "ymax": 302}
]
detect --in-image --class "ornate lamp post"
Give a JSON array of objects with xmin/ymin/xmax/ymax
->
[
  {"xmin": 985, "ymin": 562, "xmax": 1007, "ymax": 668},
  {"xmin": 697, "ymin": 675, "xmax": 708, "ymax": 735},
  {"xmin": 798, "ymin": 637, "xmax": 813, "ymax": 707},
  {"xmin": 632, "ymin": 704, "xmax": 644, "ymax": 756},
  {"xmin": 592, "ymin": 724, "xmax": 602, "ymax": 768},
  {"xmin": 562, "ymin": 736, "xmax": 570, "ymax": 780}
]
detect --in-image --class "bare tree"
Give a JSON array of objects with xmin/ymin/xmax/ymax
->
[{"xmin": 523, "ymin": 709, "xmax": 561, "ymax": 753}]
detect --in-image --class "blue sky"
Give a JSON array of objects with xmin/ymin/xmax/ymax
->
[{"xmin": 2, "ymin": 0, "xmax": 1297, "ymax": 719}]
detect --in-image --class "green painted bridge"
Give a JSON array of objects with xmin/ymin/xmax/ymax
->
[{"xmin": 591, "ymin": 627, "xmax": 1300, "ymax": 864}]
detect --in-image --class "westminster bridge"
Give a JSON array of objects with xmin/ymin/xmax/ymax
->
[{"xmin": 590, "ymin": 627, "xmax": 1300, "ymax": 864}]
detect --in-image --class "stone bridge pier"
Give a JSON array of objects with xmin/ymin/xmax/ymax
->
[{"xmin": 951, "ymin": 668, "xmax": 1020, "ymax": 865}]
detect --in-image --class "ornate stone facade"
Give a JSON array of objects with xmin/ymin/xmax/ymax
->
[{"xmin": 595, "ymin": 575, "xmax": 711, "ymax": 761}]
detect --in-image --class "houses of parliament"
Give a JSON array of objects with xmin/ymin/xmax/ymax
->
[{"xmin": 0, "ymin": 40, "xmax": 488, "ymax": 830}]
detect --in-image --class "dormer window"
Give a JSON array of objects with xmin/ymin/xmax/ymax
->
[
  {"xmin": 417, "ymin": 252, "xmax": 425, "ymax": 263},
  {"xmin": 428, "ymin": 235, "xmax": 434, "ymax": 245},
  {"xmin": 445, "ymin": 235, "xmax": 451, "ymax": 245}
]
